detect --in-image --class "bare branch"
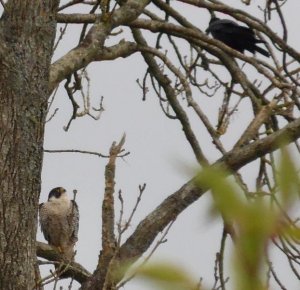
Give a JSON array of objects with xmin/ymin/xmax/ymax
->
[
  {"xmin": 112, "ymin": 117, "xmax": 300, "ymax": 284},
  {"xmin": 43, "ymin": 148, "xmax": 130, "ymax": 159},
  {"xmin": 177, "ymin": 0, "xmax": 300, "ymax": 62},
  {"xmin": 57, "ymin": 13, "xmax": 98, "ymax": 24},
  {"xmin": 80, "ymin": 134, "xmax": 127, "ymax": 289},
  {"xmin": 36, "ymin": 242, "xmax": 91, "ymax": 284},
  {"xmin": 117, "ymin": 219, "xmax": 175, "ymax": 288},
  {"xmin": 117, "ymin": 184, "xmax": 146, "ymax": 245},
  {"xmin": 102, "ymin": 135, "xmax": 127, "ymax": 252},
  {"xmin": 132, "ymin": 28, "xmax": 209, "ymax": 166},
  {"xmin": 50, "ymin": 0, "xmax": 151, "ymax": 91}
]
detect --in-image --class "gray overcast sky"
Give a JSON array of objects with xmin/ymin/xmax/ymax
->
[{"xmin": 35, "ymin": 0, "xmax": 300, "ymax": 289}]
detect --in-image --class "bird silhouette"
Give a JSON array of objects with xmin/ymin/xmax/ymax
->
[{"xmin": 206, "ymin": 17, "xmax": 270, "ymax": 57}]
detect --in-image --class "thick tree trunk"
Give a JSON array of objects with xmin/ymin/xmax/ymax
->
[{"xmin": 0, "ymin": 1, "xmax": 58, "ymax": 288}]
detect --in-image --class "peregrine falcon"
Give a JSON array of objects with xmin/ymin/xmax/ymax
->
[{"xmin": 39, "ymin": 187, "xmax": 79, "ymax": 260}]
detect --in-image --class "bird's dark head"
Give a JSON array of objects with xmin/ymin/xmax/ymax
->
[
  {"xmin": 209, "ymin": 17, "xmax": 220, "ymax": 25},
  {"xmin": 206, "ymin": 17, "xmax": 220, "ymax": 34},
  {"xmin": 48, "ymin": 187, "xmax": 66, "ymax": 200}
]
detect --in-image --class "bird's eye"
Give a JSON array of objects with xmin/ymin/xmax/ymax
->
[{"xmin": 55, "ymin": 191, "xmax": 61, "ymax": 198}]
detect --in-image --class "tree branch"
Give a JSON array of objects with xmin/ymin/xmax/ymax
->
[
  {"xmin": 50, "ymin": 0, "xmax": 151, "ymax": 91},
  {"xmin": 57, "ymin": 13, "xmax": 98, "ymax": 23},
  {"xmin": 80, "ymin": 135, "xmax": 127, "ymax": 289},
  {"xmin": 114, "ymin": 117, "xmax": 300, "ymax": 283},
  {"xmin": 129, "ymin": 18, "xmax": 289, "ymax": 91},
  {"xmin": 36, "ymin": 241, "xmax": 91, "ymax": 284},
  {"xmin": 132, "ymin": 28, "xmax": 209, "ymax": 166},
  {"xmin": 177, "ymin": 0, "xmax": 300, "ymax": 62}
]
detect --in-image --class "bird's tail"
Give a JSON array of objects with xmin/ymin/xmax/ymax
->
[
  {"xmin": 255, "ymin": 39, "xmax": 266, "ymax": 44},
  {"xmin": 254, "ymin": 45, "xmax": 270, "ymax": 57}
]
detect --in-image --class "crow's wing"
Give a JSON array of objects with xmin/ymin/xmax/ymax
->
[{"xmin": 209, "ymin": 19, "xmax": 254, "ymax": 39}]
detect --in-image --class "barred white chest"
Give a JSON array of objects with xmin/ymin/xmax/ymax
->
[{"xmin": 42, "ymin": 196, "xmax": 72, "ymax": 216}]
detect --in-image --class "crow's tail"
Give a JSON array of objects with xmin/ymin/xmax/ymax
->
[
  {"xmin": 254, "ymin": 45, "xmax": 270, "ymax": 57},
  {"xmin": 254, "ymin": 39, "xmax": 266, "ymax": 44}
]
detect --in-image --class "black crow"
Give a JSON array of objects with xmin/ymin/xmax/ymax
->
[{"xmin": 206, "ymin": 17, "xmax": 270, "ymax": 57}]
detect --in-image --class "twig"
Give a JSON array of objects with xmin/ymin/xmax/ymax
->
[
  {"xmin": 63, "ymin": 76, "xmax": 80, "ymax": 131},
  {"xmin": 46, "ymin": 108, "xmax": 59, "ymax": 123},
  {"xmin": 53, "ymin": 24, "xmax": 68, "ymax": 52},
  {"xmin": 218, "ymin": 227, "xmax": 228, "ymax": 290},
  {"xmin": 116, "ymin": 219, "xmax": 175, "ymax": 288},
  {"xmin": 117, "ymin": 184, "xmax": 146, "ymax": 246},
  {"xmin": 117, "ymin": 190, "xmax": 125, "ymax": 246},
  {"xmin": 46, "ymin": 86, "xmax": 59, "ymax": 123},
  {"xmin": 0, "ymin": 0, "xmax": 7, "ymax": 13},
  {"xmin": 44, "ymin": 148, "xmax": 130, "ymax": 159}
]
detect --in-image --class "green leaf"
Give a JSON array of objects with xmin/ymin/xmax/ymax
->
[
  {"xmin": 137, "ymin": 262, "xmax": 200, "ymax": 290},
  {"xmin": 195, "ymin": 165, "xmax": 246, "ymax": 223},
  {"xmin": 196, "ymin": 165, "xmax": 276, "ymax": 290},
  {"xmin": 277, "ymin": 148, "xmax": 300, "ymax": 205}
]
